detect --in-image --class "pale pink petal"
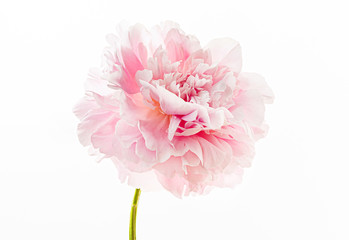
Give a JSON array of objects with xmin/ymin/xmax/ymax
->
[
  {"xmin": 107, "ymin": 65, "xmax": 139, "ymax": 94},
  {"xmin": 198, "ymin": 136, "xmax": 226, "ymax": 170},
  {"xmin": 138, "ymin": 113, "xmax": 174, "ymax": 163},
  {"xmin": 115, "ymin": 119, "xmax": 142, "ymax": 148},
  {"xmin": 205, "ymin": 38, "xmax": 242, "ymax": 73},
  {"xmin": 119, "ymin": 92, "xmax": 150, "ymax": 123},
  {"xmin": 84, "ymin": 68, "xmax": 114, "ymax": 96},
  {"xmin": 164, "ymin": 28, "xmax": 201, "ymax": 63},
  {"xmin": 157, "ymin": 85, "xmax": 195, "ymax": 115},
  {"xmin": 154, "ymin": 156, "xmax": 186, "ymax": 198},
  {"xmin": 73, "ymin": 94, "xmax": 98, "ymax": 120},
  {"xmin": 91, "ymin": 117, "xmax": 119, "ymax": 156},
  {"xmin": 182, "ymin": 151, "xmax": 201, "ymax": 167},
  {"xmin": 238, "ymin": 72, "xmax": 274, "ymax": 104},
  {"xmin": 168, "ymin": 116, "xmax": 181, "ymax": 141},
  {"xmin": 121, "ymin": 47, "xmax": 144, "ymax": 78},
  {"xmin": 77, "ymin": 109, "xmax": 116, "ymax": 146}
]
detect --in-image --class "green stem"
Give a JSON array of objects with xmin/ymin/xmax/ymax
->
[{"xmin": 129, "ymin": 188, "xmax": 141, "ymax": 240}]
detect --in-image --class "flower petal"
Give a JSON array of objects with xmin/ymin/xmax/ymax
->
[{"xmin": 205, "ymin": 38, "xmax": 242, "ymax": 73}]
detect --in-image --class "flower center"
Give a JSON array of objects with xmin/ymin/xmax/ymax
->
[{"xmin": 161, "ymin": 72, "xmax": 212, "ymax": 106}]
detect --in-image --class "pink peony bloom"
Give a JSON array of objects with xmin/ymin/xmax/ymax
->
[{"xmin": 74, "ymin": 21, "xmax": 273, "ymax": 198}]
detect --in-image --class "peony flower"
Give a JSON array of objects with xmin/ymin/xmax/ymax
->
[{"xmin": 74, "ymin": 21, "xmax": 273, "ymax": 198}]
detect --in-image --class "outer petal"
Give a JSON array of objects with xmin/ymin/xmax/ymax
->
[
  {"xmin": 205, "ymin": 38, "xmax": 242, "ymax": 73},
  {"xmin": 163, "ymin": 25, "xmax": 201, "ymax": 63},
  {"xmin": 85, "ymin": 68, "xmax": 115, "ymax": 96},
  {"xmin": 90, "ymin": 117, "xmax": 119, "ymax": 156},
  {"xmin": 111, "ymin": 157, "xmax": 163, "ymax": 191},
  {"xmin": 77, "ymin": 109, "xmax": 116, "ymax": 146},
  {"xmin": 74, "ymin": 93, "xmax": 119, "ymax": 147},
  {"xmin": 238, "ymin": 72, "xmax": 274, "ymax": 104},
  {"xmin": 198, "ymin": 135, "xmax": 227, "ymax": 170},
  {"xmin": 138, "ymin": 112, "xmax": 174, "ymax": 163},
  {"xmin": 154, "ymin": 156, "xmax": 187, "ymax": 198},
  {"xmin": 73, "ymin": 94, "xmax": 99, "ymax": 120},
  {"xmin": 115, "ymin": 119, "xmax": 142, "ymax": 148},
  {"xmin": 107, "ymin": 65, "xmax": 139, "ymax": 94},
  {"xmin": 121, "ymin": 47, "xmax": 144, "ymax": 79},
  {"xmin": 128, "ymin": 23, "xmax": 151, "ymax": 66},
  {"xmin": 230, "ymin": 73, "xmax": 274, "ymax": 126}
]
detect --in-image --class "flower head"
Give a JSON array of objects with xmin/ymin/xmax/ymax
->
[{"xmin": 74, "ymin": 21, "xmax": 273, "ymax": 198}]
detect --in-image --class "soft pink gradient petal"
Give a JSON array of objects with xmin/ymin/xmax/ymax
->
[{"xmin": 205, "ymin": 38, "xmax": 242, "ymax": 73}]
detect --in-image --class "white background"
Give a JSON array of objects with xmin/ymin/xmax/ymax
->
[{"xmin": 1, "ymin": 0, "xmax": 348, "ymax": 239}]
